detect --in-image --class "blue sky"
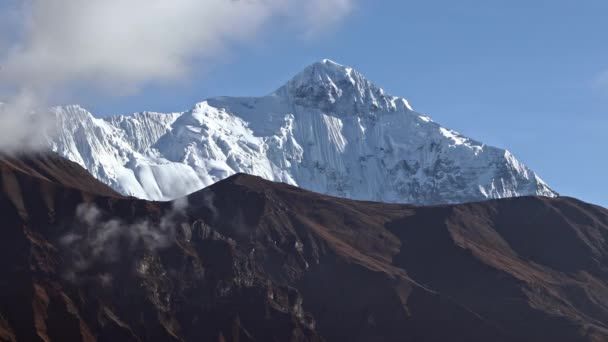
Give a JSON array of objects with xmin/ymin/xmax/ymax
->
[{"xmin": 2, "ymin": 1, "xmax": 607, "ymax": 207}]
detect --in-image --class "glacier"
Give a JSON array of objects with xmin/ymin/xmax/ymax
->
[{"xmin": 49, "ymin": 59, "xmax": 557, "ymax": 204}]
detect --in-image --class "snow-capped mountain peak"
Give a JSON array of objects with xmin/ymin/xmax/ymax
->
[
  {"xmin": 49, "ymin": 59, "xmax": 557, "ymax": 204},
  {"xmin": 275, "ymin": 59, "xmax": 412, "ymax": 113}
]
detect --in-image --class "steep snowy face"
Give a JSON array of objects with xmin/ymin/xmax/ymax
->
[
  {"xmin": 50, "ymin": 59, "xmax": 557, "ymax": 203},
  {"xmin": 50, "ymin": 105, "xmax": 184, "ymax": 199}
]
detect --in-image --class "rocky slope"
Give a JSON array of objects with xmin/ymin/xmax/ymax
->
[
  {"xmin": 0, "ymin": 153, "xmax": 605, "ymax": 341},
  {"xmin": 50, "ymin": 59, "xmax": 556, "ymax": 203}
]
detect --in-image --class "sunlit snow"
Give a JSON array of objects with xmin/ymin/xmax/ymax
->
[{"xmin": 50, "ymin": 60, "xmax": 556, "ymax": 204}]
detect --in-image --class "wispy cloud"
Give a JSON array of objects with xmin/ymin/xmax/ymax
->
[
  {"xmin": 0, "ymin": 90, "xmax": 56, "ymax": 152},
  {"xmin": 595, "ymin": 70, "xmax": 608, "ymax": 90},
  {"xmin": 293, "ymin": 0, "xmax": 355, "ymax": 39},
  {"xmin": 60, "ymin": 199, "xmax": 189, "ymax": 283},
  {"xmin": 1, "ymin": 0, "xmax": 356, "ymax": 91},
  {"xmin": 0, "ymin": 0, "xmax": 356, "ymax": 151}
]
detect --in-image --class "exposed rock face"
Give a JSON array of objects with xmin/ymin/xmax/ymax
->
[
  {"xmin": 49, "ymin": 59, "xmax": 556, "ymax": 204},
  {"xmin": 1, "ymin": 153, "xmax": 606, "ymax": 341}
]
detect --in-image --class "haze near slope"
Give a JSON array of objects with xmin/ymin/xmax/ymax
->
[{"xmin": 50, "ymin": 59, "xmax": 556, "ymax": 204}]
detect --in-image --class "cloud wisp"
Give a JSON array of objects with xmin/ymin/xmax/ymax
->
[
  {"xmin": 59, "ymin": 199, "xmax": 188, "ymax": 283},
  {"xmin": 595, "ymin": 70, "xmax": 608, "ymax": 91},
  {"xmin": 1, "ymin": 0, "xmax": 356, "ymax": 91},
  {"xmin": 0, "ymin": 90, "xmax": 57, "ymax": 152}
]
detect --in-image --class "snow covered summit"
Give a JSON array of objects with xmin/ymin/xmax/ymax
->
[
  {"xmin": 275, "ymin": 59, "xmax": 412, "ymax": 113},
  {"xmin": 49, "ymin": 59, "xmax": 557, "ymax": 204}
]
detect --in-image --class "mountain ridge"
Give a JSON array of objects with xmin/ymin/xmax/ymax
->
[
  {"xmin": 49, "ymin": 59, "xmax": 557, "ymax": 204},
  {"xmin": 0, "ymin": 153, "xmax": 605, "ymax": 342}
]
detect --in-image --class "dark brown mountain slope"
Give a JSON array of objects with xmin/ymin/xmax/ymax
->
[
  {"xmin": 0, "ymin": 153, "xmax": 120, "ymax": 198},
  {"xmin": 0, "ymin": 154, "xmax": 320, "ymax": 342},
  {"xmin": 0, "ymin": 154, "xmax": 607, "ymax": 342}
]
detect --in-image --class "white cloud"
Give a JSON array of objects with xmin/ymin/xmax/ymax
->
[
  {"xmin": 1, "ymin": 0, "xmax": 355, "ymax": 92},
  {"xmin": 0, "ymin": 90, "xmax": 56, "ymax": 152},
  {"xmin": 0, "ymin": 0, "xmax": 355, "ymax": 152}
]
